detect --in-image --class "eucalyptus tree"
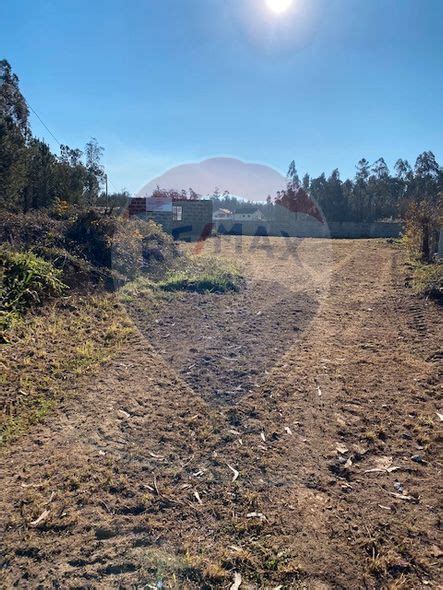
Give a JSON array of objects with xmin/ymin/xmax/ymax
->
[
  {"xmin": 84, "ymin": 138, "xmax": 105, "ymax": 205},
  {"xmin": 287, "ymin": 160, "xmax": 300, "ymax": 187},
  {"xmin": 0, "ymin": 60, "xmax": 29, "ymax": 210}
]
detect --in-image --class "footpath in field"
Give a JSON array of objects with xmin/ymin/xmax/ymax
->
[{"xmin": 1, "ymin": 238, "xmax": 442, "ymax": 589}]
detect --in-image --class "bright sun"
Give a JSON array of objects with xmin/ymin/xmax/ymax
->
[{"xmin": 266, "ymin": 0, "xmax": 293, "ymax": 14}]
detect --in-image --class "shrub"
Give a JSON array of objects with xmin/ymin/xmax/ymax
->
[
  {"xmin": 113, "ymin": 217, "xmax": 178, "ymax": 278},
  {"xmin": 1, "ymin": 249, "xmax": 67, "ymax": 317},
  {"xmin": 0, "ymin": 209, "xmax": 67, "ymax": 250},
  {"xmin": 33, "ymin": 246, "xmax": 113, "ymax": 289},
  {"xmin": 0, "ymin": 209, "xmax": 179, "ymax": 290},
  {"xmin": 141, "ymin": 220, "xmax": 178, "ymax": 272},
  {"xmin": 66, "ymin": 210, "xmax": 178, "ymax": 281},
  {"xmin": 66, "ymin": 209, "xmax": 115, "ymax": 268},
  {"xmin": 113, "ymin": 216, "xmax": 176, "ymax": 281},
  {"xmin": 410, "ymin": 261, "xmax": 443, "ymax": 300},
  {"xmin": 402, "ymin": 198, "xmax": 442, "ymax": 301},
  {"xmin": 403, "ymin": 198, "xmax": 441, "ymax": 262}
]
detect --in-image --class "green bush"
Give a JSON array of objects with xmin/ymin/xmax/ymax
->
[{"xmin": 1, "ymin": 249, "xmax": 67, "ymax": 317}]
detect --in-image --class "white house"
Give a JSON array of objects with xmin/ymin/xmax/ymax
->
[
  {"xmin": 213, "ymin": 208, "xmax": 265, "ymax": 221},
  {"xmin": 213, "ymin": 208, "xmax": 234, "ymax": 219}
]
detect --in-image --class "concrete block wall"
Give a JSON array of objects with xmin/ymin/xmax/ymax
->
[
  {"xmin": 172, "ymin": 199, "xmax": 213, "ymax": 241},
  {"xmin": 329, "ymin": 221, "xmax": 403, "ymax": 238},
  {"xmin": 128, "ymin": 198, "xmax": 147, "ymax": 216},
  {"xmin": 214, "ymin": 218, "xmax": 403, "ymax": 239},
  {"xmin": 130, "ymin": 198, "xmax": 403, "ymax": 240},
  {"xmin": 130, "ymin": 198, "xmax": 213, "ymax": 242},
  {"xmin": 144, "ymin": 211, "xmax": 173, "ymax": 234}
]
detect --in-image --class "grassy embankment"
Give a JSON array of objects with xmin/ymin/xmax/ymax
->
[{"xmin": 1, "ymin": 210, "xmax": 242, "ymax": 444}]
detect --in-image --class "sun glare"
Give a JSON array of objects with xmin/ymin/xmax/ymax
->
[{"xmin": 266, "ymin": 0, "xmax": 294, "ymax": 14}]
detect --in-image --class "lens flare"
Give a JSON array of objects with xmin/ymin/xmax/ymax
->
[{"xmin": 266, "ymin": 0, "xmax": 294, "ymax": 14}]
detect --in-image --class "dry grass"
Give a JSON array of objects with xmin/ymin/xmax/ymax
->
[
  {"xmin": 1, "ymin": 238, "xmax": 441, "ymax": 588},
  {"xmin": 409, "ymin": 261, "xmax": 442, "ymax": 298},
  {"xmin": 0, "ymin": 294, "xmax": 133, "ymax": 444}
]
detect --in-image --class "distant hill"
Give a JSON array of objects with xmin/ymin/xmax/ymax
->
[{"xmin": 136, "ymin": 157, "xmax": 287, "ymax": 202}]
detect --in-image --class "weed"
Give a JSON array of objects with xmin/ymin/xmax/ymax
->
[
  {"xmin": 1, "ymin": 249, "xmax": 66, "ymax": 324},
  {"xmin": 364, "ymin": 430, "xmax": 377, "ymax": 443}
]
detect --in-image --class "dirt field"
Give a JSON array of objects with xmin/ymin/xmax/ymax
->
[{"xmin": 1, "ymin": 237, "xmax": 442, "ymax": 589}]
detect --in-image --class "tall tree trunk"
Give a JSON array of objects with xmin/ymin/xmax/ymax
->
[
  {"xmin": 421, "ymin": 219, "xmax": 430, "ymax": 262},
  {"xmin": 23, "ymin": 184, "xmax": 31, "ymax": 213}
]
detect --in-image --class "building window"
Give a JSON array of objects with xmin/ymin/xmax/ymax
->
[{"xmin": 172, "ymin": 205, "xmax": 183, "ymax": 221}]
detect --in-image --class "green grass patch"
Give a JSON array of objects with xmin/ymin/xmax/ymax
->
[
  {"xmin": 119, "ymin": 254, "xmax": 243, "ymax": 299},
  {"xmin": 119, "ymin": 276, "xmax": 156, "ymax": 302},
  {"xmin": 158, "ymin": 255, "xmax": 242, "ymax": 294}
]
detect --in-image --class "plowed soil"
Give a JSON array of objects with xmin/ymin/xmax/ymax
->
[{"xmin": 1, "ymin": 237, "xmax": 442, "ymax": 589}]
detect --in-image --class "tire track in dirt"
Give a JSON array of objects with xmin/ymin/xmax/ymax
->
[
  {"xmin": 1, "ymin": 238, "xmax": 441, "ymax": 589},
  {"xmin": 129, "ymin": 281, "xmax": 318, "ymax": 405},
  {"xmin": 237, "ymin": 241, "xmax": 442, "ymax": 588}
]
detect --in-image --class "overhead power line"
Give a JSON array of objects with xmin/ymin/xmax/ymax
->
[
  {"xmin": 26, "ymin": 102, "xmax": 119, "ymax": 194},
  {"xmin": 27, "ymin": 102, "xmax": 62, "ymax": 147}
]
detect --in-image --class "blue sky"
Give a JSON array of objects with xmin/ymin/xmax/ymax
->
[{"xmin": 1, "ymin": 0, "xmax": 442, "ymax": 194}]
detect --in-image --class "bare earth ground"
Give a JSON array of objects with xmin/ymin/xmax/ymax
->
[{"xmin": 1, "ymin": 237, "xmax": 442, "ymax": 589}]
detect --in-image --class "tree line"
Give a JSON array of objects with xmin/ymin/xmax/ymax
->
[
  {"xmin": 211, "ymin": 156, "xmax": 442, "ymax": 223},
  {"xmin": 286, "ymin": 156, "xmax": 441, "ymax": 222},
  {"xmin": 0, "ymin": 60, "xmax": 128, "ymax": 212},
  {"xmin": 1, "ymin": 59, "xmax": 441, "ymax": 227}
]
